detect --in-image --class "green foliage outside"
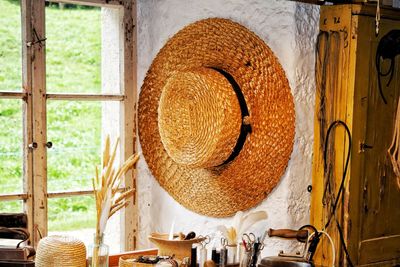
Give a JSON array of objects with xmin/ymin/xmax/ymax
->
[{"xmin": 0, "ymin": 0, "xmax": 101, "ymax": 231}]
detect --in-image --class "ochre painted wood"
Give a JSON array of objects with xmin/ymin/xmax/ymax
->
[
  {"xmin": 312, "ymin": 4, "xmax": 400, "ymax": 266},
  {"xmin": 354, "ymin": 15, "xmax": 400, "ymax": 266},
  {"xmin": 359, "ymin": 235, "xmax": 400, "ymax": 264},
  {"xmin": 311, "ymin": 5, "xmax": 354, "ymax": 266}
]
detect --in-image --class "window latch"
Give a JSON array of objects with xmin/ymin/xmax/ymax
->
[
  {"xmin": 359, "ymin": 141, "xmax": 373, "ymax": 153},
  {"xmin": 28, "ymin": 142, "xmax": 37, "ymax": 149},
  {"xmin": 28, "ymin": 142, "xmax": 52, "ymax": 149}
]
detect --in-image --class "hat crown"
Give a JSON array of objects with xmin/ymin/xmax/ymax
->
[{"xmin": 158, "ymin": 68, "xmax": 242, "ymax": 168}]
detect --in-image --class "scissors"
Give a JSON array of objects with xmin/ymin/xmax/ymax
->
[
  {"xmin": 220, "ymin": 237, "xmax": 228, "ymax": 267},
  {"xmin": 198, "ymin": 235, "xmax": 210, "ymax": 249},
  {"xmin": 221, "ymin": 237, "xmax": 228, "ymax": 248},
  {"xmin": 242, "ymin": 233, "xmax": 256, "ymax": 245}
]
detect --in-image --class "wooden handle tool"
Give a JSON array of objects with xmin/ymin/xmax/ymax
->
[{"xmin": 268, "ymin": 228, "xmax": 308, "ymax": 241}]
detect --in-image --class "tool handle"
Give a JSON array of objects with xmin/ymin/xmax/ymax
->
[{"xmin": 268, "ymin": 228, "xmax": 308, "ymax": 240}]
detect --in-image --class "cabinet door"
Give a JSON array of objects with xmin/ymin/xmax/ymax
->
[{"xmin": 355, "ymin": 15, "xmax": 400, "ymax": 266}]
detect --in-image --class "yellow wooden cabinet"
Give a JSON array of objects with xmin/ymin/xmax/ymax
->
[{"xmin": 311, "ymin": 4, "xmax": 400, "ymax": 266}]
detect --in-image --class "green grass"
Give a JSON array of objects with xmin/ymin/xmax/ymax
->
[
  {"xmin": 0, "ymin": 0, "xmax": 102, "ymax": 231},
  {"xmin": 0, "ymin": 0, "xmax": 21, "ymax": 91},
  {"xmin": 48, "ymin": 196, "xmax": 96, "ymax": 231},
  {"xmin": 46, "ymin": 3, "xmax": 101, "ymax": 93},
  {"xmin": 0, "ymin": 99, "xmax": 23, "ymax": 196}
]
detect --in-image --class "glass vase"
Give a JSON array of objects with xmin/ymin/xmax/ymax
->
[{"xmin": 88, "ymin": 233, "xmax": 109, "ymax": 267}]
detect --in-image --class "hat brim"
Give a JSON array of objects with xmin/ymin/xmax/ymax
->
[{"xmin": 138, "ymin": 18, "xmax": 295, "ymax": 217}]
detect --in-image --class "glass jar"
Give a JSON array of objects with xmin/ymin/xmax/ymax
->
[
  {"xmin": 227, "ymin": 244, "xmax": 238, "ymax": 264},
  {"xmin": 88, "ymin": 233, "xmax": 109, "ymax": 267}
]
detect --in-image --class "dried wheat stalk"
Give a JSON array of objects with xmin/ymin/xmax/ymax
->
[{"xmin": 93, "ymin": 136, "xmax": 139, "ymax": 237}]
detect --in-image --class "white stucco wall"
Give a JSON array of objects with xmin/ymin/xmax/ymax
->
[{"xmin": 136, "ymin": 0, "xmax": 320, "ymax": 257}]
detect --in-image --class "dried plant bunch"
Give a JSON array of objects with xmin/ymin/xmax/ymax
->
[
  {"xmin": 217, "ymin": 210, "xmax": 268, "ymax": 245},
  {"xmin": 93, "ymin": 136, "xmax": 139, "ymax": 236}
]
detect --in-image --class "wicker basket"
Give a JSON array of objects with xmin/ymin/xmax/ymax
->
[
  {"xmin": 35, "ymin": 235, "xmax": 86, "ymax": 267},
  {"xmin": 148, "ymin": 233, "xmax": 204, "ymax": 260},
  {"xmin": 119, "ymin": 255, "xmax": 157, "ymax": 267}
]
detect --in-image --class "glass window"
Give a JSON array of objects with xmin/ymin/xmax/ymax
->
[
  {"xmin": 0, "ymin": 0, "xmax": 133, "ymax": 252},
  {"xmin": 46, "ymin": 3, "xmax": 101, "ymax": 94},
  {"xmin": 47, "ymin": 100, "xmax": 102, "ymax": 192},
  {"xmin": 0, "ymin": 99, "xmax": 23, "ymax": 195},
  {"xmin": 0, "ymin": 0, "xmax": 22, "ymax": 92}
]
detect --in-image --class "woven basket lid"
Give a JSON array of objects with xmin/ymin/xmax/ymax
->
[
  {"xmin": 35, "ymin": 235, "xmax": 86, "ymax": 267},
  {"xmin": 138, "ymin": 18, "xmax": 295, "ymax": 217}
]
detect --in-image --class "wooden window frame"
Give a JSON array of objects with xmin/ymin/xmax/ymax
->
[{"xmin": 0, "ymin": 0, "xmax": 137, "ymax": 251}]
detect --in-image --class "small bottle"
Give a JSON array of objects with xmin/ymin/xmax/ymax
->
[{"xmin": 88, "ymin": 233, "xmax": 109, "ymax": 267}]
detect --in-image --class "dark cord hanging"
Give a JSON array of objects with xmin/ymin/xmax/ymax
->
[{"xmin": 322, "ymin": 120, "xmax": 354, "ymax": 267}]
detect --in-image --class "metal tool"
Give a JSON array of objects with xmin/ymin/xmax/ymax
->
[
  {"xmin": 268, "ymin": 228, "xmax": 309, "ymax": 258},
  {"xmin": 258, "ymin": 227, "xmax": 320, "ymax": 267},
  {"xmin": 242, "ymin": 233, "xmax": 256, "ymax": 247},
  {"xmin": 198, "ymin": 235, "xmax": 210, "ymax": 267},
  {"xmin": 240, "ymin": 233, "xmax": 264, "ymax": 267},
  {"xmin": 220, "ymin": 237, "xmax": 228, "ymax": 267}
]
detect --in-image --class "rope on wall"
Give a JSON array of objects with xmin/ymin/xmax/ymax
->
[
  {"xmin": 322, "ymin": 120, "xmax": 354, "ymax": 267},
  {"xmin": 388, "ymin": 97, "xmax": 400, "ymax": 190}
]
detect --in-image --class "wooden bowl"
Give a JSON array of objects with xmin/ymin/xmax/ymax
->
[{"xmin": 148, "ymin": 233, "xmax": 204, "ymax": 260}]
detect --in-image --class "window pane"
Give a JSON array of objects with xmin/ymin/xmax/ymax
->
[
  {"xmin": 47, "ymin": 100, "xmax": 102, "ymax": 192},
  {"xmin": 48, "ymin": 195, "xmax": 121, "ymax": 253},
  {"xmin": 0, "ymin": 99, "xmax": 23, "ymax": 194},
  {"xmin": 46, "ymin": 3, "xmax": 101, "ymax": 93},
  {"xmin": 47, "ymin": 100, "xmax": 122, "ymax": 192},
  {"xmin": 0, "ymin": 200, "xmax": 23, "ymax": 213},
  {"xmin": 48, "ymin": 195, "xmax": 95, "ymax": 231},
  {"xmin": 0, "ymin": 0, "xmax": 22, "ymax": 91}
]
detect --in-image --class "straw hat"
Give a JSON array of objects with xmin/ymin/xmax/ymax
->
[
  {"xmin": 35, "ymin": 235, "xmax": 86, "ymax": 267},
  {"xmin": 138, "ymin": 18, "xmax": 295, "ymax": 217}
]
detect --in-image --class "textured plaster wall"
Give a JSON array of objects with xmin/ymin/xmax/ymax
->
[{"xmin": 136, "ymin": 0, "xmax": 320, "ymax": 257}]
